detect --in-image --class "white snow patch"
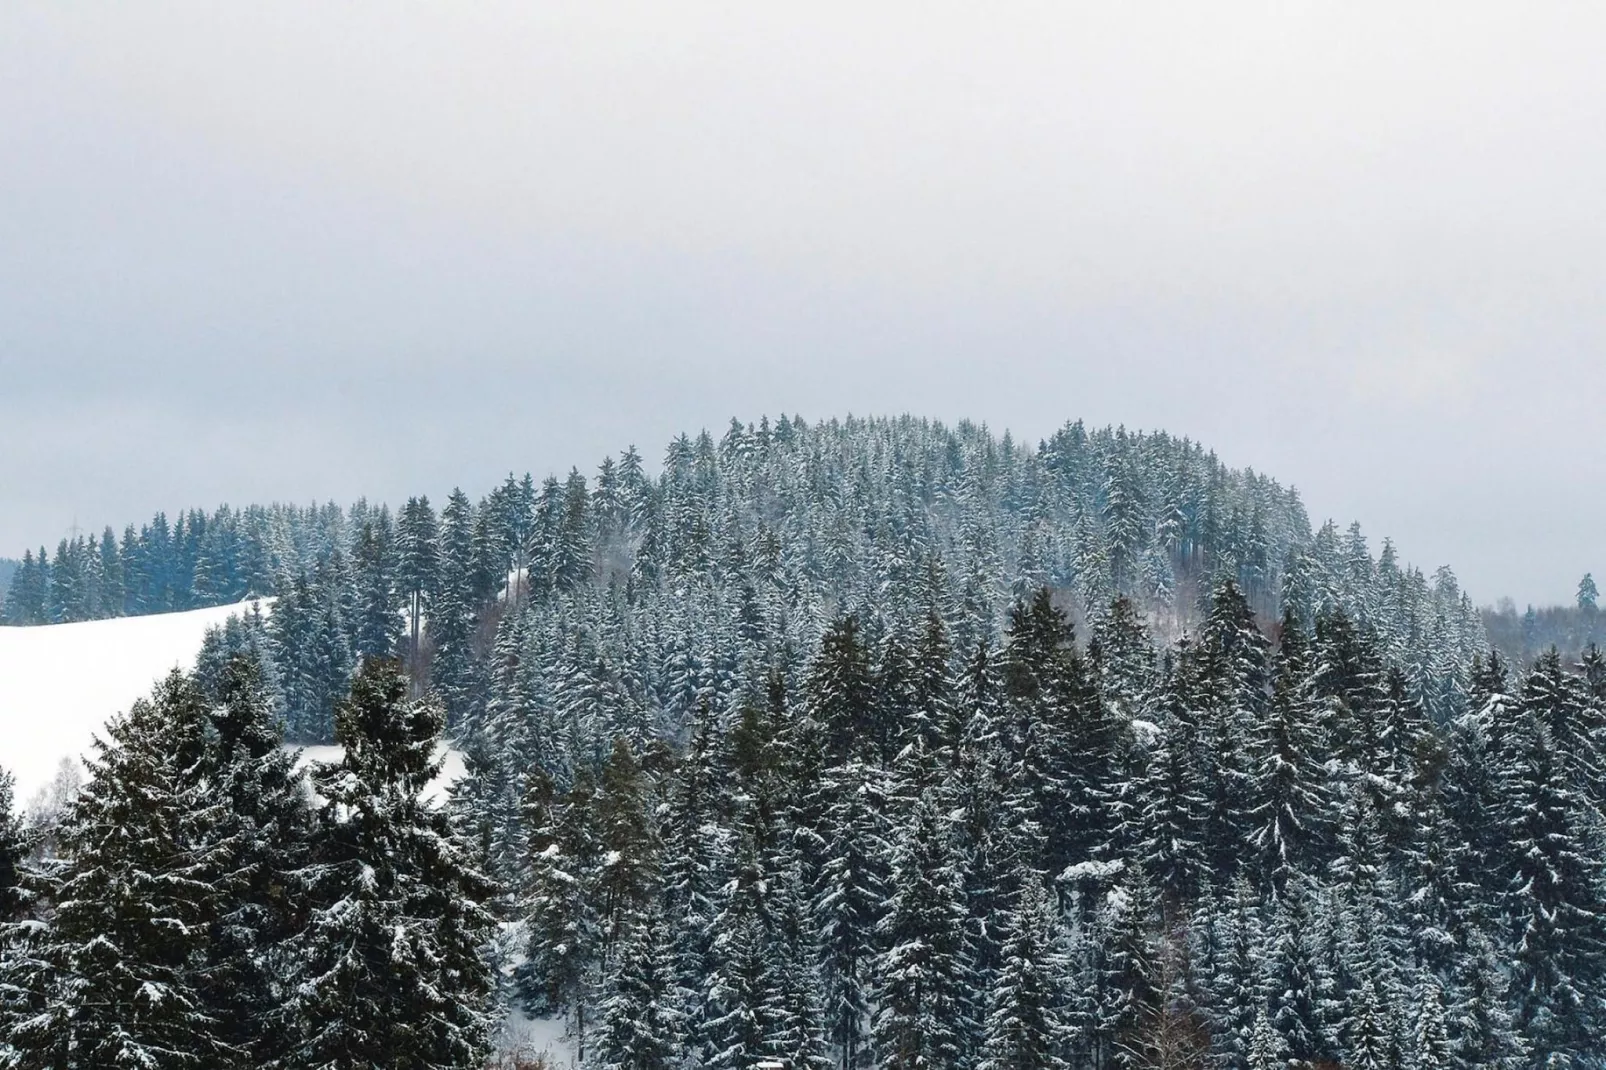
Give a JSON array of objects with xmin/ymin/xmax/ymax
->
[
  {"xmin": 498, "ymin": 1009, "xmax": 579, "ymax": 1068},
  {"xmin": 292, "ymin": 743, "xmax": 467, "ymax": 807},
  {"xmin": 0, "ymin": 600, "xmax": 267, "ymax": 807},
  {"xmin": 1060, "ymin": 858, "xmax": 1126, "ymax": 883}
]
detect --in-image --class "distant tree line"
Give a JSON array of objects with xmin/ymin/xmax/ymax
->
[{"xmin": 1484, "ymin": 573, "xmax": 1602, "ymax": 668}]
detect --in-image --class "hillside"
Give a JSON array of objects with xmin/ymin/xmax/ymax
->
[
  {"xmin": 12, "ymin": 417, "xmax": 1590, "ymax": 1068},
  {"xmin": 5, "ymin": 417, "xmax": 1487, "ymax": 746},
  {"xmin": 0, "ymin": 599, "xmax": 260, "ymax": 804}
]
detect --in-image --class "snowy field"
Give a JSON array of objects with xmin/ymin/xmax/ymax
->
[
  {"xmin": 0, "ymin": 600, "xmax": 264, "ymax": 806},
  {"xmin": 0, "ymin": 601, "xmax": 465, "ymax": 812}
]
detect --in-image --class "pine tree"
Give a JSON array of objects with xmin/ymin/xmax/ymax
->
[
  {"xmin": 979, "ymin": 876, "xmax": 1069, "ymax": 1070},
  {"xmin": 1003, "ymin": 588, "xmax": 1116, "ymax": 880},
  {"xmin": 0, "ymin": 764, "xmax": 38, "ymax": 1047},
  {"xmin": 872, "ymin": 794, "xmax": 975, "ymax": 1069},
  {"xmin": 351, "ymin": 515, "xmax": 402, "ymax": 660},
  {"xmin": 1245, "ymin": 1008, "xmax": 1283, "ymax": 1070},
  {"xmin": 395, "ymin": 495, "xmax": 439, "ymax": 685},
  {"xmin": 1246, "ymin": 610, "xmax": 1329, "ymax": 896},
  {"xmin": 1445, "ymin": 930, "xmax": 1526, "ymax": 1070},
  {"xmin": 595, "ymin": 910, "xmax": 681, "ymax": 1070},
  {"xmin": 594, "ymin": 737, "xmax": 657, "ymax": 958},
  {"xmin": 1411, "ymin": 980, "xmax": 1452, "ymax": 1070},
  {"xmin": 279, "ymin": 659, "xmax": 497, "ymax": 1069},
  {"xmin": 767, "ymin": 843, "xmax": 834, "ymax": 1070},
  {"xmin": 191, "ymin": 656, "xmax": 315, "ymax": 1065},
  {"xmin": 1133, "ymin": 662, "xmax": 1207, "ymax": 910},
  {"xmin": 1100, "ymin": 864, "xmax": 1162, "ymax": 1070},
  {"xmin": 431, "ymin": 488, "xmax": 482, "ymax": 727},
  {"xmin": 1262, "ymin": 883, "xmax": 1330, "ymax": 1068},
  {"xmin": 703, "ymin": 844, "xmax": 778, "ymax": 1070},
  {"xmin": 519, "ymin": 767, "xmax": 602, "ymax": 1027},
  {"xmin": 1498, "ymin": 711, "xmax": 1606, "ymax": 1060},
  {"xmin": 9, "ymin": 673, "xmax": 228, "ymax": 1069},
  {"xmin": 814, "ymin": 761, "xmax": 890, "ymax": 1070},
  {"xmin": 809, "ymin": 615, "xmax": 877, "ymax": 765},
  {"xmin": 1207, "ymin": 878, "xmax": 1262, "ymax": 1070},
  {"xmin": 1194, "ymin": 581, "xmax": 1268, "ymax": 883}
]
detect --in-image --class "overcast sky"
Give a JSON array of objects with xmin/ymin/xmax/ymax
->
[{"xmin": 2, "ymin": 3, "xmax": 1601, "ymax": 605}]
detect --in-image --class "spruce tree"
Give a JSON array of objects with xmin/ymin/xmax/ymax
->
[
  {"xmin": 395, "ymin": 495, "xmax": 439, "ymax": 684},
  {"xmin": 519, "ymin": 767, "xmax": 602, "ymax": 1028},
  {"xmin": 978, "ymin": 876, "xmax": 1069, "ymax": 1070},
  {"xmin": 279, "ymin": 659, "xmax": 496, "ymax": 1069},
  {"xmin": 808, "ymin": 615, "xmax": 877, "ymax": 765},
  {"xmin": 1411, "ymin": 980, "xmax": 1452, "ymax": 1070},
  {"xmin": 1246, "ymin": 1008, "xmax": 1283, "ymax": 1070},
  {"xmin": 1262, "ymin": 883, "xmax": 1330, "ymax": 1068},
  {"xmin": 814, "ymin": 761, "xmax": 890, "ymax": 1070},
  {"xmin": 1133, "ymin": 664, "xmax": 1207, "ymax": 911},
  {"xmin": 595, "ymin": 910, "xmax": 681, "ymax": 1070},
  {"xmin": 872, "ymin": 794, "xmax": 975, "ymax": 1069},
  {"xmin": 192, "ymin": 656, "xmax": 315, "ymax": 1066},
  {"xmin": 9, "ymin": 673, "xmax": 227, "ymax": 1069},
  {"xmin": 1246, "ymin": 610, "xmax": 1329, "ymax": 896},
  {"xmin": 0, "ymin": 767, "xmax": 27, "ymax": 923},
  {"xmin": 1499, "ymin": 711, "xmax": 1606, "ymax": 1060}
]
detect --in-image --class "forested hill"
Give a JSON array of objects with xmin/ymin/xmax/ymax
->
[
  {"xmin": 4, "ymin": 417, "xmax": 1481, "ymax": 741},
  {"xmin": 4, "ymin": 417, "xmax": 1485, "ymax": 738},
  {"xmin": 10, "ymin": 417, "xmax": 1606, "ymax": 1068}
]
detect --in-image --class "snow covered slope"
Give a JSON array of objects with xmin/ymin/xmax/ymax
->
[
  {"xmin": 0, "ymin": 600, "xmax": 265, "ymax": 806},
  {"xmin": 0, "ymin": 600, "xmax": 470, "ymax": 815}
]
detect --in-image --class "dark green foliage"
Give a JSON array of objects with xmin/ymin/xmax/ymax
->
[
  {"xmin": 13, "ymin": 417, "xmax": 1593, "ymax": 1068},
  {"xmin": 8, "ymin": 673, "xmax": 228, "ymax": 1069},
  {"xmin": 279, "ymin": 659, "xmax": 497, "ymax": 1069}
]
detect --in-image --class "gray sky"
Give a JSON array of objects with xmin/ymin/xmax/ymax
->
[{"xmin": 2, "ymin": 3, "xmax": 1601, "ymax": 605}]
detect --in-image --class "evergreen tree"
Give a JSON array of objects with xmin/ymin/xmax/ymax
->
[
  {"xmin": 279, "ymin": 659, "xmax": 496, "ymax": 1069},
  {"xmin": 395, "ymin": 495, "xmax": 439, "ymax": 684},
  {"xmin": 594, "ymin": 737, "xmax": 657, "ymax": 958},
  {"xmin": 0, "ymin": 767, "xmax": 27, "ymax": 923},
  {"xmin": 1499, "ymin": 711, "xmax": 1606, "ymax": 1060},
  {"xmin": 1446, "ymin": 930, "xmax": 1526, "ymax": 1070},
  {"xmin": 595, "ymin": 910, "xmax": 681, "ymax": 1070},
  {"xmin": 1245, "ymin": 610, "xmax": 1329, "ymax": 896},
  {"xmin": 1133, "ymin": 661, "xmax": 1207, "ymax": 910},
  {"xmin": 809, "ymin": 615, "xmax": 877, "ymax": 765},
  {"xmin": 979, "ymin": 876, "xmax": 1069, "ymax": 1070},
  {"xmin": 1262, "ymin": 884, "xmax": 1330, "ymax": 1068},
  {"xmin": 351, "ymin": 515, "xmax": 402, "ymax": 660},
  {"xmin": 9, "ymin": 673, "xmax": 227, "ymax": 1069},
  {"xmin": 431, "ymin": 488, "xmax": 482, "ymax": 727},
  {"xmin": 1412, "ymin": 980, "xmax": 1452, "ymax": 1070},
  {"xmin": 192, "ymin": 656, "xmax": 315, "ymax": 1065},
  {"xmin": 872, "ymin": 794, "xmax": 975, "ymax": 1070},
  {"xmin": 1246, "ymin": 1008, "xmax": 1283, "ymax": 1070},
  {"xmin": 814, "ymin": 761, "xmax": 890, "ymax": 1070},
  {"xmin": 1194, "ymin": 581, "xmax": 1269, "ymax": 883},
  {"xmin": 519, "ymin": 767, "xmax": 602, "ymax": 1027}
]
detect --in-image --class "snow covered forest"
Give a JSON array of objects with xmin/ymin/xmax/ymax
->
[{"xmin": 3, "ymin": 415, "xmax": 1604, "ymax": 1067}]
